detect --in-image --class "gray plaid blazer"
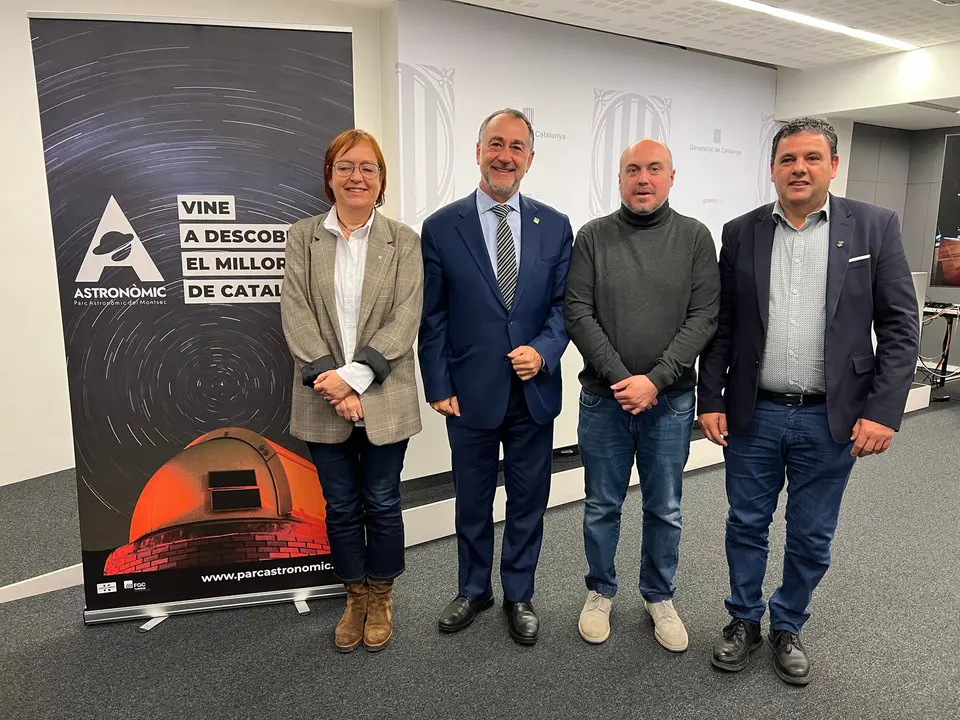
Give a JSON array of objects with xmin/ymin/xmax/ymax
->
[{"xmin": 281, "ymin": 210, "xmax": 423, "ymax": 446}]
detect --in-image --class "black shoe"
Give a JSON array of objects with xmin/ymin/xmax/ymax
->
[
  {"xmin": 769, "ymin": 630, "xmax": 811, "ymax": 686},
  {"xmin": 438, "ymin": 594, "xmax": 494, "ymax": 633},
  {"xmin": 711, "ymin": 618, "xmax": 763, "ymax": 672},
  {"xmin": 503, "ymin": 600, "xmax": 539, "ymax": 645}
]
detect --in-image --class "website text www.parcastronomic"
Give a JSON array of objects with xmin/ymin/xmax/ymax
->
[{"xmin": 201, "ymin": 563, "xmax": 333, "ymax": 583}]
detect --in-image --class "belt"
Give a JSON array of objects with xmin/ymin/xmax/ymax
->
[{"xmin": 757, "ymin": 389, "xmax": 826, "ymax": 406}]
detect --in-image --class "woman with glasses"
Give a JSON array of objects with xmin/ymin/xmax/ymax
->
[{"xmin": 281, "ymin": 129, "xmax": 423, "ymax": 652}]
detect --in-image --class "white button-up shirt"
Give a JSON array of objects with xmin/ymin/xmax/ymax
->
[{"xmin": 323, "ymin": 208, "xmax": 376, "ymax": 422}]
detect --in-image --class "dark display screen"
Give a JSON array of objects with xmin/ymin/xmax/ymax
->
[{"xmin": 930, "ymin": 134, "xmax": 960, "ymax": 287}]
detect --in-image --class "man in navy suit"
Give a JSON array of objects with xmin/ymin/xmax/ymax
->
[
  {"xmin": 698, "ymin": 117, "xmax": 920, "ymax": 685},
  {"xmin": 418, "ymin": 108, "xmax": 573, "ymax": 645}
]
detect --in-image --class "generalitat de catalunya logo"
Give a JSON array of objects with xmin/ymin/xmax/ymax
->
[{"xmin": 76, "ymin": 196, "xmax": 163, "ymax": 283}]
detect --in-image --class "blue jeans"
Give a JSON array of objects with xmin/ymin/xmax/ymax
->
[
  {"xmin": 723, "ymin": 401, "xmax": 856, "ymax": 635},
  {"xmin": 307, "ymin": 429, "xmax": 408, "ymax": 584},
  {"xmin": 578, "ymin": 387, "xmax": 695, "ymax": 601}
]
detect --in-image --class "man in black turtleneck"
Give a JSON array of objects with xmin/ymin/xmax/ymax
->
[{"xmin": 564, "ymin": 139, "xmax": 719, "ymax": 651}]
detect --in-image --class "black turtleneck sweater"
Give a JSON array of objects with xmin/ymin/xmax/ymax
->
[{"xmin": 563, "ymin": 201, "xmax": 720, "ymax": 397}]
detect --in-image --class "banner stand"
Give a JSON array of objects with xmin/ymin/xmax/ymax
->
[
  {"xmin": 29, "ymin": 17, "xmax": 356, "ymax": 625},
  {"xmin": 84, "ymin": 585, "xmax": 345, "ymax": 626},
  {"xmin": 138, "ymin": 617, "xmax": 166, "ymax": 633}
]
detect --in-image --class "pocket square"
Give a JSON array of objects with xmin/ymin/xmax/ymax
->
[{"xmin": 848, "ymin": 254, "xmax": 870, "ymax": 263}]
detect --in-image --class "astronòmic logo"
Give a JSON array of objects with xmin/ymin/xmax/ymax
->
[{"xmin": 74, "ymin": 196, "xmax": 167, "ymax": 305}]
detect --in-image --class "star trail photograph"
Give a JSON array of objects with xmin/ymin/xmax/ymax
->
[{"xmin": 30, "ymin": 18, "xmax": 353, "ymax": 610}]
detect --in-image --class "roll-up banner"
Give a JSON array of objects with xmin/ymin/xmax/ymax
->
[{"xmin": 29, "ymin": 17, "xmax": 353, "ymax": 623}]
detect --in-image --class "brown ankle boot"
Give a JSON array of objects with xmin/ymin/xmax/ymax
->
[
  {"xmin": 335, "ymin": 583, "xmax": 368, "ymax": 653},
  {"xmin": 363, "ymin": 579, "xmax": 394, "ymax": 651}
]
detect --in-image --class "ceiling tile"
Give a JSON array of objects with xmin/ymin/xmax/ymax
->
[{"xmin": 455, "ymin": 0, "xmax": 960, "ymax": 68}]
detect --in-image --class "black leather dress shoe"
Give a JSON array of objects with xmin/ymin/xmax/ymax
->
[
  {"xmin": 770, "ymin": 630, "xmax": 811, "ymax": 686},
  {"xmin": 711, "ymin": 618, "xmax": 763, "ymax": 672},
  {"xmin": 438, "ymin": 594, "xmax": 494, "ymax": 633},
  {"xmin": 503, "ymin": 601, "xmax": 539, "ymax": 645}
]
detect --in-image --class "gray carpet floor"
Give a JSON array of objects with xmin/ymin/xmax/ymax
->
[
  {"xmin": 1, "ymin": 401, "xmax": 959, "ymax": 720},
  {"xmin": 0, "ymin": 469, "xmax": 79, "ymax": 586}
]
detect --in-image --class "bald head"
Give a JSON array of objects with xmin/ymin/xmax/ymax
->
[
  {"xmin": 620, "ymin": 139, "xmax": 673, "ymax": 172},
  {"xmin": 618, "ymin": 139, "xmax": 675, "ymax": 215}
]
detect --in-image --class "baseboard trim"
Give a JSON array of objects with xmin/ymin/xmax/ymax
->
[
  {"xmin": 403, "ymin": 433, "xmax": 724, "ymax": 546},
  {"xmin": 905, "ymin": 383, "xmax": 932, "ymax": 413},
  {"xmin": 0, "ymin": 464, "xmax": 72, "ymax": 489},
  {"xmin": 0, "ymin": 564, "xmax": 83, "ymax": 605}
]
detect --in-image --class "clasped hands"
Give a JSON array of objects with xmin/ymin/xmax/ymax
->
[
  {"xmin": 314, "ymin": 370, "xmax": 363, "ymax": 422},
  {"xmin": 430, "ymin": 345, "xmax": 544, "ymax": 417},
  {"xmin": 611, "ymin": 375, "xmax": 659, "ymax": 415}
]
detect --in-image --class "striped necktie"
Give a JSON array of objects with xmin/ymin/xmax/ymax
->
[{"xmin": 492, "ymin": 204, "xmax": 517, "ymax": 308}]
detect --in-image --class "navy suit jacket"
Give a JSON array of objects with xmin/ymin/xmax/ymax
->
[
  {"xmin": 418, "ymin": 191, "xmax": 573, "ymax": 430},
  {"xmin": 697, "ymin": 195, "xmax": 920, "ymax": 444}
]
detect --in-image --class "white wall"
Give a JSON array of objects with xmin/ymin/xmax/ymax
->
[
  {"xmin": 395, "ymin": 0, "xmax": 777, "ymax": 478},
  {"xmin": 4, "ymin": 0, "xmax": 782, "ymax": 486},
  {"xmin": 776, "ymin": 42, "xmax": 960, "ymax": 120},
  {"xmin": 0, "ymin": 0, "xmax": 388, "ymax": 486},
  {"xmin": 828, "ymin": 116, "xmax": 854, "ymax": 199},
  {"xmin": 377, "ymin": 2, "xmax": 401, "ymax": 216},
  {"xmin": 396, "ymin": 0, "xmax": 777, "ymax": 242}
]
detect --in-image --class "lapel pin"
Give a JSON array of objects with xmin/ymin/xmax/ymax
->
[
  {"xmin": 533, "ymin": 217, "xmax": 540, "ymax": 224},
  {"xmin": 836, "ymin": 240, "xmax": 844, "ymax": 248}
]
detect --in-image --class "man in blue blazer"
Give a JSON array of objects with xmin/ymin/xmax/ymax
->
[
  {"xmin": 419, "ymin": 108, "xmax": 573, "ymax": 645},
  {"xmin": 698, "ymin": 117, "xmax": 920, "ymax": 685}
]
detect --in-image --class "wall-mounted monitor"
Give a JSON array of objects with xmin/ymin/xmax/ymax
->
[{"xmin": 928, "ymin": 134, "xmax": 960, "ymax": 303}]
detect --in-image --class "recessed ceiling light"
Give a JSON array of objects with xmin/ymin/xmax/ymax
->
[
  {"xmin": 713, "ymin": 0, "xmax": 920, "ymax": 51},
  {"xmin": 909, "ymin": 101, "xmax": 960, "ymax": 114}
]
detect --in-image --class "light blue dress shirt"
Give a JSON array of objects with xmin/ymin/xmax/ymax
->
[
  {"xmin": 476, "ymin": 187, "xmax": 522, "ymax": 280},
  {"xmin": 758, "ymin": 197, "xmax": 831, "ymax": 394},
  {"xmin": 474, "ymin": 186, "xmax": 545, "ymax": 371}
]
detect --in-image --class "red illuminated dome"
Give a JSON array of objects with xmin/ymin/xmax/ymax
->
[{"xmin": 104, "ymin": 428, "xmax": 329, "ymax": 576}]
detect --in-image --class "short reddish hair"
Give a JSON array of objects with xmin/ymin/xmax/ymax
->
[{"xmin": 323, "ymin": 129, "xmax": 387, "ymax": 208}]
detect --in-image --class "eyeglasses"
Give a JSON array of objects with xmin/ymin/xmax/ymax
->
[{"xmin": 333, "ymin": 161, "xmax": 381, "ymax": 179}]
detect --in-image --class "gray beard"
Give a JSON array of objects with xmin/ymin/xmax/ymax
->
[
  {"xmin": 484, "ymin": 170, "xmax": 519, "ymax": 198},
  {"xmin": 626, "ymin": 197, "xmax": 665, "ymax": 215}
]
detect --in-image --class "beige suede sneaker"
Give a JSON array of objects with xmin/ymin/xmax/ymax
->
[
  {"xmin": 578, "ymin": 590, "xmax": 612, "ymax": 644},
  {"xmin": 644, "ymin": 599, "xmax": 689, "ymax": 652}
]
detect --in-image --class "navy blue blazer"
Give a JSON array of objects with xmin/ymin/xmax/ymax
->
[
  {"xmin": 418, "ymin": 191, "xmax": 573, "ymax": 430},
  {"xmin": 697, "ymin": 195, "xmax": 920, "ymax": 443}
]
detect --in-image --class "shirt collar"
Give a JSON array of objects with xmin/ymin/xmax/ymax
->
[
  {"xmin": 476, "ymin": 186, "xmax": 521, "ymax": 215},
  {"xmin": 324, "ymin": 205, "xmax": 375, "ymax": 239},
  {"xmin": 772, "ymin": 193, "xmax": 831, "ymax": 226}
]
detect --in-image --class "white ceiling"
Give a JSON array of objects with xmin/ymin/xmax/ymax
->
[
  {"xmin": 451, "ymin": 0, "xmax": 960, "ymax": 69},
  {"xmin": 833, "ymin": 96, "xmax": 960, "ymax": 130}
]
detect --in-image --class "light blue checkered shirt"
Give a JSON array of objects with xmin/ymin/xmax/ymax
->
[{"xmin": 758, "ymin": 198, "xmax": 831, "ymax": 394}]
